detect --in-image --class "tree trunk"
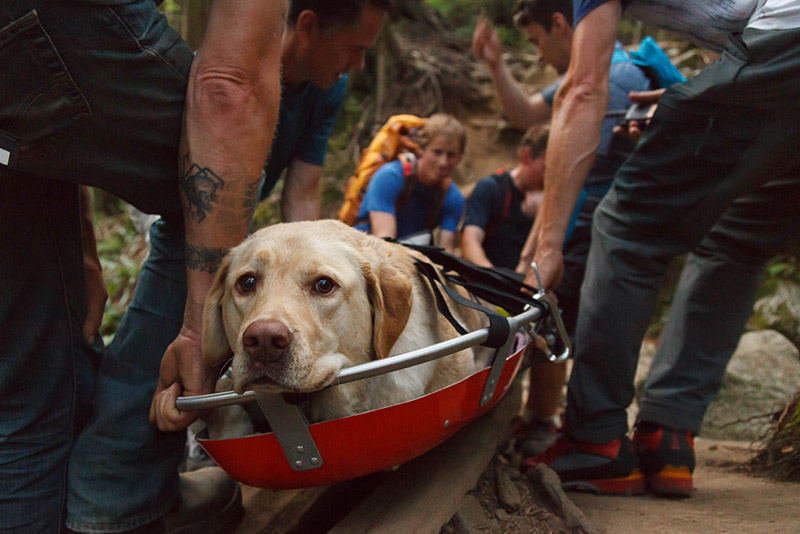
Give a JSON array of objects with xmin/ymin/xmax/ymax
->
[{"xmin": 181, "ymin": 0, "xmax": 211, "ymax": 51}]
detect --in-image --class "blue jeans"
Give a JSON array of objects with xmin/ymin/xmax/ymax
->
[
  {"xmin": 565, "ymin": 28, "xmax": 800, "ymax": 442},
  {"xmin": 0, "ymin": 1, "xmax": 193, "ymax": 531}
]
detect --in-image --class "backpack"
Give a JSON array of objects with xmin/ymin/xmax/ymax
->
[
  {"xmin": 613, "ymin": 36, "xmax": 686, "ymax": 89},
  {"xmin": 338, "ymin": 114, "xmax": 426, "ymax": 226}
]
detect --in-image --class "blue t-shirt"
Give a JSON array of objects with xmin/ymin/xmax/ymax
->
[
  {"xmin": 541, "ymin": 40, "xmax": 651, "ymax": 228},
  {"xmin": 463, "ymin": 172, "xmax": 533, "ymax": 270},
  {"xmin": 573, "ymin": 0, "xmax": 635, "ymax": 27},
  {"xmin": 260, "ymin": 76, "xmax": 347, "ymax": 200},
  {"xmin": 355, "ymin": 159, "xmax": 465, "ymax": 239}
]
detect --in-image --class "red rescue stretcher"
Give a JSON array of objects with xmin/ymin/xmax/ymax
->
[{"xmin": 176, "ymin": 283, "xmax": 570, "ymax": 490}]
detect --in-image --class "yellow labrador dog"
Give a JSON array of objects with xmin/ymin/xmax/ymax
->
[{"xmin": 202, "ymin": 220, "xmax": 489, "ymax": 427}]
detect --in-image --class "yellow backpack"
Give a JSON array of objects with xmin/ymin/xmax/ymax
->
[{"xmin": 338, "ymin": 114, "xmax": 427, "ymax": 226}]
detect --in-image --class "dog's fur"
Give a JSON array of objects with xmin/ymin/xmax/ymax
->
[{"xmin": 202, "ymin": 220, "xmax": 488, "ymax": 430}]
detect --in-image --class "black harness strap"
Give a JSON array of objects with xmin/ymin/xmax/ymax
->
[
  {"xmin": 401, "ymin": 242, "xmax": 542, "ymax": 316},
  {"xmin": 413, "ymin": 259, "xmax": 510, "ymax": 348}
]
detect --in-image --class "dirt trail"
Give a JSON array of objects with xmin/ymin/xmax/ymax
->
[{"xmin": 569, "ymin": 438, "xmax": 800, "ymax": 534}]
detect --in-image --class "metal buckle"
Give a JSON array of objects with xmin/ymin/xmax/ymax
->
[{"xmin": 530, "ymin": 262, "xmax": 572, "ymax": 362}]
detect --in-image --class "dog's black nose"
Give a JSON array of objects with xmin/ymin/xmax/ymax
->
[{"xmin": 242, "ymin": 319, "xmax": 293, "ymax": 360}]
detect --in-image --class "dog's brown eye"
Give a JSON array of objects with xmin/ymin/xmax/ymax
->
[
  {"xmin": 237, "ymin": 274, "xmax": 257, "ymax": 293},
  {"xmin": 314, "ymin": 277, "xmax": 336, "ymax": 295}
]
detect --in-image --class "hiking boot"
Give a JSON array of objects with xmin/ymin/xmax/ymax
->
[
  {"xmin": 633, "ymin": 422, "xmax": 695, "ymax": 497},
  {"xmin": 165, "ymin": 466, "xmax": 244, "ymax": 533},
  {"xmin": 518, "ymin": 418, "xmax": 559, "ymax": 457},
  {"xmin": 522, "ymin": 434, "xmax": 645, "ymax": 496}
]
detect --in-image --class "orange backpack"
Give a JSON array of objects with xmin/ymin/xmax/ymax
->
[{"xmin": 338, "ymin": 114, "xmax": 427, "ymax": 226}]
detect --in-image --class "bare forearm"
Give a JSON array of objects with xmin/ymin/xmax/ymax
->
[
  {"xmin": 536, "ymin": 88, "xmax": 604, "ymax": 253},
  {"xmin": 281, "ymin": 160, "xmax": 322, "ymax": 222},
  {"xmin": 535, "ymin": 12, "xmax": 616, "ymax": 256},
  {"xmin": 489, "ymin": 61, "xmax": 550, "ymax": 129},
  {"xmin": 180, "ymin": 3, "xmax": 284, "ymax": 330},
  {"xmin": 281, "ymin": 194, "xmax": 319, "ymax": 222},
  {"xmin": 438, "ymin": 230, "xmax": 456, "ymax": 254},
  {"xmin": 461, "ymin": 228, "xmax": 493, "ymax": 268},
  {"xmin": 369, "ymin": 211, "xmax": 397, "ymax": 239},
  {"xmin": 524, "ymin": 2, "xmax": 619, "ymax": 289}
]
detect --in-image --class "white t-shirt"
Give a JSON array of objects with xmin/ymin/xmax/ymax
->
[
  {"xmin": 621, "ymin": 0, "xmax": 800, "ymax": 51},
  {"xmin": 748, "ymin": 0, "xmax": 800, "ymax": 30}
]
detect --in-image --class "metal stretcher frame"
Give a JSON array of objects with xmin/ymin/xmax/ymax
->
[{"xmin": 176, "ymin": 301, "xmax": 569, "ymax": 489}]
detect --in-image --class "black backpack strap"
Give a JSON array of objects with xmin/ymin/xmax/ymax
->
[
  {"xmin": 426, "ymin": 179, "xmax": 450, "ymax": 231},
  {"xmin": 485, "ymin": 171, "xmax": 512, "ymax": 239}
]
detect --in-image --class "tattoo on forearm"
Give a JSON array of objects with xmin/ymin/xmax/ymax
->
[
  {"xmin": 180, "ymin": 153, "xmax": 225, "ymax": 223},
  {"xmin": 185, "ymin": 244, "xmax": 228, "ymax": 273}
]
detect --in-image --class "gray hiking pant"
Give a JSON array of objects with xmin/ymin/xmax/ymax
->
[{"xmin": 565, "ymin": 27, "xmax": 800, "ymax": 442}]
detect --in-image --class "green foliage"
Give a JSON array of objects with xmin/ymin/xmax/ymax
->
[
  {"xmin": 428, "ymin": 0, "xmax": 517, "ymax": 27},
  {"xmin": 753, "ymin": 255, "xmax": 800, "ymax": 302},
  {"xmin": 766, "ymin": 255, "xmax": 800, "ymax": 285},
  {"xmin": 426, "ymin": 0, "xmax": 534, "ymax": 48},
  {"xmin": 251, "ymin": 184, "xmax": 282, "ymax": 231},
  {"xmin": 327, "ymin": 94, "xmax": 367, "ymax": 154},
  {"xmin": 93, "ymin": 212, "xmax": 144, "ymax": 345},
  {"xmin": 157, "ymin": 0, "xmax": 182, "ymax": 31}
]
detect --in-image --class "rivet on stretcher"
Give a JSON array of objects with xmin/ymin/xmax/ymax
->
[
  {"xmin": 311, "ymin": 457, "xmax": 320, "ymax": 465},
  {"xmin": 444, "ymin": 420, "xmax": 450, "ymax": 428},
  {"xmin": 295, "ymin": 460, "xmax": 304, "ymax": 468},
  {"xmin": 296, "ymin": 446, "xmax": 305, "ymax": 454}
]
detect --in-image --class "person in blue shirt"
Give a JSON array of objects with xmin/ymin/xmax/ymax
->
[
  {"xmin": 263, "ymin": 0, "xmax": 389, "ymax": 221},
  {"xmin": 356, "ymin": 113, "xmax": 467, "ymax": 253},
  {"xmin": 472, "ymin": 0, "xmax": 652, "ymax": 462}
]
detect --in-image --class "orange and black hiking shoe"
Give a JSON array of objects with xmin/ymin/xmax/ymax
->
[
  {"xmin": 522, "ymin": 434, "xmax": 645, "ymax": 496},
  {"xmin": 633, "ymin": 422, "xmax": 695, "ymax": 497}
]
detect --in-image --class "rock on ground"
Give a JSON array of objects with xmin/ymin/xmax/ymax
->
[
  {"xmin": 635, "ymin": 329, "xmax": 800, "ymax": 440},
  {"xmin": 752, "ymin": 281, "xmax": 800, "ymax": 348}
]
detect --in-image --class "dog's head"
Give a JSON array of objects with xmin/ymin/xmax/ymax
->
[{"xmin": 202, "ymin": 220, "xmax": 414, "ymax": 394}]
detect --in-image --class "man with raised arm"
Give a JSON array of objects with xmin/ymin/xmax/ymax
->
[
  {"xmin": 472, "ymin": 0, "xmax": 652, "ymax": 458},
  {"xmin": 520, "ymin": 0, "xmax": 800, "ymax": 498}
]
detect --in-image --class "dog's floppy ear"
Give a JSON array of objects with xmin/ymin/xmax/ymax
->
[
  {"xmin": 202, "ymin": 253, "xmax": 233, "ymax": 366},
  {"xmin": 363, "ymin": 257, "xmax": 413, "ymax": 359}
]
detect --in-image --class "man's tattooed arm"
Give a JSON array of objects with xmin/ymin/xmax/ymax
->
[
  {"xmin": 180, "ymin": 153, "xmax": 225, "ymax": 223},
  {"xmin": 185, "ymin": 244, "xmax": 228, "ymax": 274}
]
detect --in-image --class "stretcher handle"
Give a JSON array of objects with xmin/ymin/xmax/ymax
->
[{"xmin": 175, "ymin": 306, "xmax": 542, "ymax": 412}]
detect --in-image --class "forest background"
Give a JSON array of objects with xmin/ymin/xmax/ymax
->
[{"xmin": 92, "ymin": 0, "xmax": 800, "ymax": 361}]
